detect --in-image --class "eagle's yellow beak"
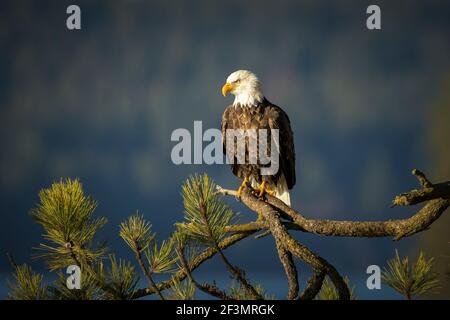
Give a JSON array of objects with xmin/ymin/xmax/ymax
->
[{"xmin": 222, "ymin": 82, "xmax": 235, "ymax": 97}]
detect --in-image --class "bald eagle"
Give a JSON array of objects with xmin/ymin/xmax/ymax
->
[{"xmin": 221, "ymin": 70, "xmax": 296, "ymax": 206}]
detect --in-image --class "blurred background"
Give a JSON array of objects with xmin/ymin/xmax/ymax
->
[{"xmin": 0, "ymin": 0, "xmax": 449, "ymax": 299}]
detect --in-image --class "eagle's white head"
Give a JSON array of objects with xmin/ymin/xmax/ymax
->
[{"xmin": 222, "ymin": 70, "xmax": 264, "ymax": 107}]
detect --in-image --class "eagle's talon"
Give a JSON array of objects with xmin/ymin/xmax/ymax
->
[
  {"xmin": 236, "ymin": 186, "xmax": 244, "ymax": 200},
  {"xmin": 235, "ymin": 176, "xmax": 250, "ymax": 200},
  {"xmin": 257, "ymin": 181, "xmax": 274, "ymax": 198}
]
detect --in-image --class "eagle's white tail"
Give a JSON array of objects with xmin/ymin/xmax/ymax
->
[
  {"xmin": 275, "ymin": 174, "xmax": 291, "ymax": 207},
  {"xmin": 250, "ymin": 174, "xmax": 291, "ymax": 207}
]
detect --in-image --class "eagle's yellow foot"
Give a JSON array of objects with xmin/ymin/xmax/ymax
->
[
  {"xmin": 257, "ymin": 212, "xmax": 265, "ymax": 221},
  {"xmin": 236, "ymin": 177, "xmax": 251, "ymax": 199},
  {"xmin": 257, "ymin": 181, "xmax": 274, "ymax": 198}
]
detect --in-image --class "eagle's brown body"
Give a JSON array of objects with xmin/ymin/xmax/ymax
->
[{"xmin": 221, "ymin": 98, "xmax": 296, "ymax": 193}]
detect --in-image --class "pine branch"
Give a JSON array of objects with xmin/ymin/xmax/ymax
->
[
  {"xmin": 275, "ymin": 237, "xmax": 299, "ymax": 300},
  {"xmin": 144, "ymin": 237, "xmax": 177, "ymax": 274},
  {"xmin": 382, "ymin": 250, "xmax": 440, "ymax": 299},
  {"xmin": 177, "ymin": 174, "xmax": 263, "ymax": 300},
  {"xmin": 10, "ymin": 169, "xmax": 448, "ymax": 301},
  {"xmin": 392, "ymin": 169, "xmax": 450, "ymax": 206},
  {"xmin": 135, "ymin": 245, "xmax": 165, "ymax": 300},
  {"xmin": 316, "ymin": 277, "xmax": 356, "ymax": 300},
  {"xmin": 119, "ymin": 214, "xmax": 165, "ymax": 299},
  {"xmin": 177, "ymin": 174, "xmax": 236, "ymax": 246},
  {"xmin": 175, "ymin": 241, "xmax": 232, "ymax": 300},
  {"xmin": 228, "ymin": 186, "xmax": 351, "ymax": 300},
  {"xmin": 119, "ymin": 214, "xmax": 155, "ymax": 253},
  {"xmin": 132, "ymin": 231, "xmax": 255, "ymax": 299},
  {"xmin": 8, "ymin": 264, "xmax": 48, "ymax": 300},
  {"xmin": 299, "ymin": 269, "xmax": 325, "ymax": 300},
  {"xmin": 229, "ymin": 280, "xmax": 273, "ymax": 300},
  {"xmin": 96, "ymin": 255, "xmax": 139, "ymax": 300},
  {"xmin": 30, "ymin": 178, "xmax": 107, "ymax": 270},
  {"xmin": 215, "ymin": 248, "xmax": 264, "ymax": 300},
  {"xmin": 48, "ymin": 270, "xmax": 101, "ymax": 300},
  {"xmin": 165, "ymin": 278, "xmax": 196, "ymax": 300}
]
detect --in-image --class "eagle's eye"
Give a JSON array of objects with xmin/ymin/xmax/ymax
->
[{"xmin": 233, "ymin": 79, "xmax": 240, "ymax": 84}]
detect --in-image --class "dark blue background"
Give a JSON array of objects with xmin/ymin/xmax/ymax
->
[{"xmin": 0, "ymin": 0, "xmax": 449, "ymax": 299}]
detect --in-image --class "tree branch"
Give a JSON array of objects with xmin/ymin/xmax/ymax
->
[
  {"xmin": 131, "ymin": 230, "xmax": 256, "ymax": 299},
  {"xmin": 215, "ymin": 248, "xmax": 263, "ymax": 300},
  {"xmin": 217, "ymin": 170, "xmax": 450, "ymax": 241},
  {"xmin": 131, "ymin": 170, "xmax": 448, "ymax": 300},
  {"xmin": 392, "ymin": 169, "xmax": 450, "ymax": 206},
  {"xmin": 234, "ymin": 188, "xmax": 350, "ymax": 299},
  {"xmin": 175, "ymin": 244, "xmax": 232, "ymax": 300},
  {"xmin": 274, "ymin": 238, "xmax": 299, "ymax": 299},
  {"xmin": 215, "ymin": 169, "xmax": 448, "ymax": 299},
  {"xmin": 299, "ymin": 269, "xmax": 325, "ymax": 300},
  {"xmin": 133, "ymin": 241, "xmax": 165, "ymax": 300}
]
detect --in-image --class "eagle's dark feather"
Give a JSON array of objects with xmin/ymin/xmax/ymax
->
[{"xmin": 221, "ymin": 98, "xmax": 296, "ymax": 192}]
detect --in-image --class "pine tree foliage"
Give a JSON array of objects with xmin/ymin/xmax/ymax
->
[
  {"xmin": 166, "ymin": 278, "xmax": 196, "ymax": 300},
  {"xmin": 174, "ymin": 177, "xmax": 263, "ymax": 300},
  {"xmin": 30, "ymin": 178, "xmax": 107, "ymax": 270},
  {"xmin": 145, "ymin": 237, "xmax": 177, "ymax": 274},
  {"xmin": 48, "ymin": 270, "xmax": 102, "ymax": 300},
  {"xmin": 382, "ymin": 250, "xmax": 440, "ymax": 299},
  {"xmin": 173, "ymin": 230, "xmax": 201, "ymax": 270},
  {"xmin": 119, "ymin": 214, "xmax": 155, "ymax": 253},
  {"xmin": 8, "ymin": 264, "xmax": 48, "ymax": 300},
  {"xmin": 96, "ymin": 255, "xmax": 139, "ymax": 300},
  {"xmin": 316, "ymin": 277, "xmax": 356, "ymax": 300},
  {"xmin": 229, "ymin": 280, "xmax": 274, "ymax": 300},
  {"xmin": 9, "ymin": 173, "xmax": 446, "ymax": 300},
  {"xmin": 176, "ymin": 174, "xmax": 236, "ymax": 247}
]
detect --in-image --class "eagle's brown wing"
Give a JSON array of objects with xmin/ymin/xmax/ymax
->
[
  {"xmin": 221, "ymin": 105, "xmax": 232, "ymax": 152},
  {"xmin": 221, "ymin": 105, "xmax": 238, "ymax": 176},
  {"xmin": 267, "ymin": 103, "xmax": 296, "ymax": 189},
  {"xmin": 221, "ymin": 101, "xmax": 296, "ymax": 189}
]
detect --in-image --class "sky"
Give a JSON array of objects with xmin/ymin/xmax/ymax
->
[{"xmin": 0, "ymin": 0, "xmax": 449, "ymax": 299}]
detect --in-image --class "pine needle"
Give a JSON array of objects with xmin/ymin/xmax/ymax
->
[
  {"xmin": 176, "ymin": 174, "xmax": 236, "ymax": 247},
  {"xmin": 8, "ymin": 264, "xmax": 48, "ymax": 300},
  {"xmin": 30, "ymin": 178, "xmax": 107, "ymax": 270},
  {"xmin": 382, "ymin": 250, "xmax": 439, "ymax": 299}
]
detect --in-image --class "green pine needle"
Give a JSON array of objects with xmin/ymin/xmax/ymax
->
[
  {"xmin": 145, "ymin": 237, "xmax": 177, "ymax": 274},
  {"xmin": 229, "ymin": 280, "xmax": 274, "ymax": 300},
  {"xmin": 8, "ymin": 264, "xmax": 48, "ymax": 300},
  {"xmin": 316, "ymin": 277, "xmax": 356, "ymax": 300},
  {"xmin": 30, "ymin": 178, "xmax": 107, "ymax": 270},
  {"xmin": 119, "ymin": 213, "xmax": 155, "ymax": 253},
  {"xmin": 177, "ymin": 174, "xmax": 236, "ymax": 247},
  {"xmin": 166, "ymin": 278, "xmax": 196, "ymax": 300},
  {"xmin": 48, "ymin": 269, "xmax": 101, "ymax": 300},
  {"xmin": 96, "ymin": 255, "xmax": 139, "ymax": 300},
  {"xmin": 382, "ymin": 250, "xmax": 440, "ymax": 299}
]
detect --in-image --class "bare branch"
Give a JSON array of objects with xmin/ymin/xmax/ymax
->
[
  {"xmin": 175, "ymin": 244, "xmax": 232, "ymax": 300},
  {"xmin": 412, "ymin": 169, "xmax": 433, "ymax": 188},
  {"xmin": 234, "ymin": 188, "xmax": 350, "ymax": 299},
  {"xmin": 215, "ymin": 248, "xmax": 264, "ymax": 300},
  {"xmin": 274, "ymin": 238, "xmax": 299, "ymax": 299},
  {"xmin": 392, "ymin": 169, "xmax": 449, "ymax": 206},
  {"xmin": 6, "ymin": 252, "xmax": 18, "ymax": 269},
  {"xmin": 217, "ymin": 170, "xmax": 450, "ymax": 241},
  {"xmin": 299, "ymin": 269, "xmax": 325, "ymax": 300}
]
